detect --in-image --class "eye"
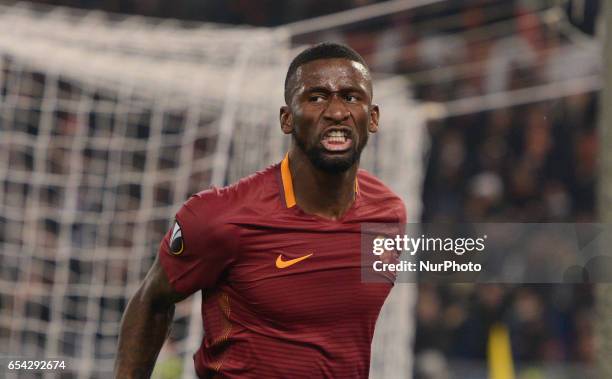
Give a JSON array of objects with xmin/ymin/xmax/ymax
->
[
  {"xmin": 344, "ymin": 94, "xmax": 359, "ymax": 103},
  {"xmin": 308, "ymin": 94, "xmax": 326, "ymax": 103}
]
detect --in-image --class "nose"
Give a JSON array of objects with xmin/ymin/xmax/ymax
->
[{"xmin": 323, "ymin": 94, "xmax": 350, "ymax": 124}]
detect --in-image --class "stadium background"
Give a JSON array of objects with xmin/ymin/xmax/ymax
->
[{"xmin": 0, "ymin": 0, "xmax": 606, "ymax": 378}]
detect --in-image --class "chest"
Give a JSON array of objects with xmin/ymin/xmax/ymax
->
[{"xmin": 225, "ymin": 226, "xmax": 392, "ymax": 327}]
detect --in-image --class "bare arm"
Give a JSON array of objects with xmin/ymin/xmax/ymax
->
[{"xmin": 114, "ymin": 257, "xmax": 189, "ymax": 379}]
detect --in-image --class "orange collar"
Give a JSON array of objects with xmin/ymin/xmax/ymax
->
[{"xmin": 280, "ymin": 153, "xmax": 359, "ymax": 208}]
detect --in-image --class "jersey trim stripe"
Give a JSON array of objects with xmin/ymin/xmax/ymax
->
[{"xmin": 280, "ymin": 154, "xmax": 296, "ymax": 208}]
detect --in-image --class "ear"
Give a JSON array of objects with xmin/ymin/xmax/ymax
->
[
  {"xmin": 368, "ymin": 104, "xmax": 380, "ymax": 133},
  {"xmin": 280, "ymin": 106, "xmax": 293, "ymax": 134}
]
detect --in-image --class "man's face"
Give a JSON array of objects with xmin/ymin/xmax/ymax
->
[{"xmin": 281, "ymin": 58, "xmax": 379, "ymax": 173}]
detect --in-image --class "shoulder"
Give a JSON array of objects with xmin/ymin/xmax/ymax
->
[
  {"xmin": 356, "ymin": 169, "xmax": 402, "ymax": 203},
  {"xmin": 185, "ymin": 163, "xmax": 280, "ymax": 218},
  {"xmin": 356, "ymin": 169, "xmax": 407, "ymax": 223}
]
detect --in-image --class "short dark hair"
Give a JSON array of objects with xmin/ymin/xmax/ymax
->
[{"xmin": 284, "ymin": 42, "xmax": 370, "ymax": 104}]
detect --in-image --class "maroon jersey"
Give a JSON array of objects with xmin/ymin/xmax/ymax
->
[{"xmin": 158, "ymin": 155, "xmax": 406, "ymax": 378}]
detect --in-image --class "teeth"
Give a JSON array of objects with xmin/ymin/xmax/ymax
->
[
  {"xmin": 323, "ymin": 130, "xmax": 350, "ymax": 145},
  {"xmin": 329, "ymin": 130, "xmax": 344, "ymax": 137}
]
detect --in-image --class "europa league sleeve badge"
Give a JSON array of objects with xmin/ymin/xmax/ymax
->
[{"xmin": 169, "ymin": 221, "xmax": 184, "ymax": 255}]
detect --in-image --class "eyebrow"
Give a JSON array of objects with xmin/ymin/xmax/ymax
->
[{"xmin": 304, "ymin": 85, "xmax": 367, "ymax": 94}]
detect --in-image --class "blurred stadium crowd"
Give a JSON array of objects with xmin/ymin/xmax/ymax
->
[
  {"xmin": 7, "ymin": 0, "xmax": 603, "ymax": 377},
  {"xmin": 416, "ymin": 97, "xmax": 598, "ymax": 375}
]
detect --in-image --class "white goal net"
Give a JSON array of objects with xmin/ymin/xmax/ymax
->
[{"xmin": 0, "ymin": 3, "xmax": 425, "ymax": 378}]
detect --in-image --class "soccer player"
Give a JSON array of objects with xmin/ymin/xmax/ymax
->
[{"xmin": 114, "ymin": 42, "xmax": 406, "ymax": 379}]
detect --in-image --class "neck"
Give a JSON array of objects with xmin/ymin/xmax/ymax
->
[{"xmin": 288, "ymin": 147, "xmax": 358, "ymax": 220}]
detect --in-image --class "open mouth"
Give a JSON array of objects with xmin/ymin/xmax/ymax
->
[{"xmin": 320, "ymin": 129, "xmax": 353, "ymax": 152}]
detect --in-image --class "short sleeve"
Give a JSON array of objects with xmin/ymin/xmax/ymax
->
[{"xmin": 158, "ymin": 191, "xmax": 237, "ymax": 295}]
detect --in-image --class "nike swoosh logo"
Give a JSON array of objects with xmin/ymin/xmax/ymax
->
[{"xmin": 275, "ymin": 253, "xmax": 313, "ymax": 269}]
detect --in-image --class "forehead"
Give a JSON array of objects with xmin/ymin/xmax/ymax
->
[{"xmin": 294, "ymin": 58, "xmax": 371, "ymax": 92}]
